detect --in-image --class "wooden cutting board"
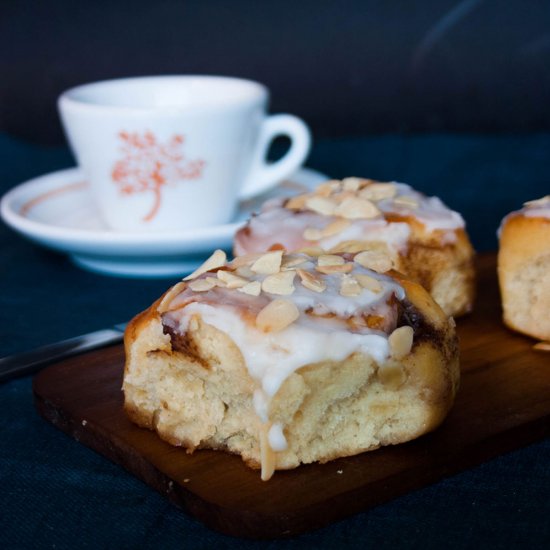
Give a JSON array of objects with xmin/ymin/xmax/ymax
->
[{"xmin": 33, "ymin": 254, "xmax": 550, "ymax": 539}]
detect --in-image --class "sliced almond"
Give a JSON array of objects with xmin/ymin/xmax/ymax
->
[
  {"xmin": 339, "ymin": 274, "xmax": 362, "ymax": 296},
  {"xmin": 261, "ymin": 270, "xmax": 296, "ymax": 295},
  {"xmin": 281, "ymin": 254, "xmax": 308, "ymax": 270},
  {"xmin": 303, "ymin": 227, "xmax": 324, "ymax": 241},
  {"xmin": 359, "ymin": 182, "xmax": 396, "ymax": 201},
  {"xmin": 389, "ymin": 326, "xmax": 414, "ymax": 359},
  {"xmin": 256, "ymin": 298, "xmax": 300, "ymax": 332},
  {"xmin": 285, "ymin": 194, "xmax": 310, "ymax": 210},
  {"xmin": 217, "ymin": 270, "xmax": 248, "ymax": 288},
  {"xmin": 316, "ymin": 263, "xmax": 353, "ymax": 274},
  {"xmin": 331, "ymin": 190, "xmax": 356, "ymax": 204},
  {"xmin": 334, "ymin": 197, "xmax": 381, "ymax": 219},
  {"xmin": 235, "ymin": 265, "xmax": 255, "ymax": 278},
  {"xmin": 315, "ymin": 179, "xmax": 342, "ymax": 197},
  {"xmin": 341, "ymin": 177, "xmax": 364, "ymax": 192},
  {"xmin": 322, "ymin": 218, "xmax": 351, "ymax": 237},
  {"xmin": 318, "ymin": 254, "xmax": 345, "ymax": 267},
  {"xmin": 183, "ymin": 250, "xmax": 226, "ymax": 280},
  {"xmin": 231, "ymin": 253, "xmax": 263, "ymax": 268},
  {"xmin": 305, "ymin": 196, "xmax": 336, "ymax": 216},
  {"xmin": 393, "ymin": 195, "xmax": 419, "ymax": 208},
  {"xmin": 328, "ymin": 240, "xmax": 370, "ymax": 254},
  {"xmin": 297, "ymin": 268, "xmax": 326, "ymax": 293},
  {"xmin": 355, "ymin": 273, "xmax": 383, "ymax": 293},
  {"xmin": 354, "ymin": 250, "xmax": 393, "ymax": 273},
  {"xmin": 205, "ymin": 276, "xmax": 226, "ymax": 287},
  {"xmin": 296, "ymin": 245, "xmax": 325, "ymax": 257},
  {"xmin": 237, "ymin": 280, "xmax": 262, "ymax": 296},
  {"xmin": 250, "ymin": 250, "xmax": 283, "ymax": 274},
  {"xmin": 157, "ymin": 281, "xmax": 187, "ymax": 313},
  {"xmin": 188, "ymin": 278, "xmax": 217, "ymax": 292},
  {"xmin": 329, "ymin": 240, "xmax": 396, "ymax": 261}
]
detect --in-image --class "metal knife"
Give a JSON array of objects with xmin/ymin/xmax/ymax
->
[{"xmin": 0, "ymin": 323, "xmax": 127, "ymax": 383}]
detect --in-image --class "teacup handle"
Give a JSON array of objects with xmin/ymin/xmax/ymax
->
[{"xmin": 239, "ymin": 114, "xmax": 311, "ymax": 200}]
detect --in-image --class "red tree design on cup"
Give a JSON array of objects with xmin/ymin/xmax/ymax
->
[{"xmin": 111, "ymin": 131, "xmax": 205, "ymax": 222}]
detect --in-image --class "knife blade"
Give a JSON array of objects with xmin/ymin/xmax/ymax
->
[{"xmin": 0, "ymin": 323, "xmax": 127, "ymax": 383}]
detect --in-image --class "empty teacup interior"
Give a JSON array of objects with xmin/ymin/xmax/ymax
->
[{"xmin": 62, "ymin": 76, "xmax": 266, "ymax": 110}]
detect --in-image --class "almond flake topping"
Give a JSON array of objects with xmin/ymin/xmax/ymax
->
[
  {"xmin": 359, "ymin": 183, "xmax": 396, "ymax": 201},
  {"xmin": 183, "ymin": 249, "xmax": 227, "ymax": 281},
  {"xmin": 303, "ymin": 227, "xmax": 324, "ymax": 241},
  {"xmin": 334, "ymin": 197, "xmax": 381, "ymax": 219},
  {"xmin": 524, "ymin": 195, "xmax": 550, "ymax": 208},
  {"xmin": 296, "ymin": 246, "xmax": 325, "ymax": 257},
  {"xmin": 315, "ymin": 180, "xmax": 342, "ymax": 196},
  {"xmin": 305, "ymin": 196, "xmax": 337, "ymax": 216},
  {"xmin": 339, "ymin": 274, "xmax": 362, "ymax": 296},
  {"xmin": 261, "ymin": 270, "xmax": 296, "ymax": 295},
  {"xmin": 331, "ymin": 190, "xmax": 356, "ymax": 203},
  {"xmin": 388, "ymin": 326, "xmax": 414, "ymax": 359},
  {"xmin": 281, "ymin": 255, "xmax": 308, "ymax": 270},
  {"xmin": 188, "ymin": 278, "xmax": 217, "ymax": 292},
  {"xmin": 285, "ymin": 194, "xmax": 310, "ymax": 210},
  {"xmin": 205, "ymin": 276, "xmax": 226, "ymax": 287},
  {"xmin": 250, "ymin": 250, "xmax": 283, "ymax": 274},
  {"xmin": 354, "ymin": 250, "xmax": 393, "ymax": 273},
  {"xmin": 355, "ymin": 273, "xmax": 383, "ymax": 293},
  {"xmin": 297, "ymin": 269, "xmax": 326, "ymax": 293},
  {"xmin": 316, "ymin": 263, "xmax": 354, "ymax": 274},
  {"xmin": 329, "ymin": 240, "xmax": 371, "ymax": 254},
  {"xmin": 341, "ymin": 177, "xmax": 364, "ymax": 192},
  {"xmin": 256, "ymin": 299, "xmax": 300, "ymax": 333},
  {"xmin": 231, "ymin": 253, "xmax": 263, "ymax": 268},
  {"xmin": 217, "ymin": 270, "xmax": 248, "ymax": 288},
  {"xmin": 237, "ymin": 281, "xmax": 262, "ymax": 296},
  {"xmin": 157, "ymin": 281, "xmax": 187, "ymax": 313},
  {"xmin": 318, "ymin": 254, "xmax": 346, "ymax": 266},
  {"xmin": 235, "ymin": 265, "xmax": 255, "ymax": 278}
]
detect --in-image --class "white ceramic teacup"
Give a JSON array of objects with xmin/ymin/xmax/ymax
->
[{"xmin": 58, "ymin": 76, "xmax": 311, "ymax": 232}]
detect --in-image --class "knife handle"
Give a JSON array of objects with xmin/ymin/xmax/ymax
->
[{"xmin": 0, "ymin": 329, "xmax": 124, "ymax": 383}]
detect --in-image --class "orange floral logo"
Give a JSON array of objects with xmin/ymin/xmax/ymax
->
[{"xmin": 111, "ymin": 131, "xmax": 205, "ymax": 221}]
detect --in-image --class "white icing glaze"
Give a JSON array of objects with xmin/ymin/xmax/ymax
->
[
  {"xmin": 497, "ymin": 196, "xmax": 550, "ymax": 238},
  {"xmin": 522, "ymin": 196, "xmax": 550, "ymax": 220},
  {"xmin": 523, "ymin": 208, "xmax": 550, "ymax": 219},
  {"xmin": 253, "ymin": 389, "xmax": 269, "ymax": 423},
  {"xmin": 320, "ymin": 220, "xmax": 411, "ymax": 253},
  {"xmin": 268, "ymin": 423, "xmax": 288, "ymax": 452},
  {"xmin": 384, "ymin": 183, "xmax": 465, "ymax": 232},
  {"xmin": 234, "ymin": 180, "xmax": 464, "ymax": 256},
  {"xmin": 172, "ymin": 301, "xmax": 390, "ymax": 399}
]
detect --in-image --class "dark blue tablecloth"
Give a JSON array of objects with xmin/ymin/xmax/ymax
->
[{"xmin": 1, "ymin": 132, "xmax": 549, "ymax": 548}]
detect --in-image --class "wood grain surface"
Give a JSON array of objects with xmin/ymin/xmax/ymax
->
[{"xmin": 33, "ymin": 254, "xmax": 550, "ymax": 539}]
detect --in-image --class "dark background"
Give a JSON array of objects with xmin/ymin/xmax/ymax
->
[
  {"xmin": 1, "ymin": 3, "xmax": 550, "ymax": 549},
  {"xmin": 2, "ymin": 0, "xmax": 550, "ymax": 144}
]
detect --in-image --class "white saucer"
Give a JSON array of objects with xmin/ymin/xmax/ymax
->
[{"xmin": 0, "ymin": 167, "xmax": 328, "ymax": 277}]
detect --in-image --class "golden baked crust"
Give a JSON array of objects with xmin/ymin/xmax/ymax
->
[
  {"xmin": 123, "ymin": 251, "xmax": 460, "ymax": 479},
  {"xmin": 498, "ymin": 212, "xmax": 550, "ymax": 340}
]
